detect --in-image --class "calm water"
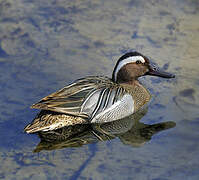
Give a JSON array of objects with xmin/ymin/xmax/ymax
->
[{"xmin": 0, "ymin": 0, "xmax": 199, "ymax": 179}]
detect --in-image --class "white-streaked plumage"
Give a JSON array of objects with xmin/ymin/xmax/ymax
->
[{"xmin": 91, "ymin": 94, "xmax": 134, "ymax": 123}]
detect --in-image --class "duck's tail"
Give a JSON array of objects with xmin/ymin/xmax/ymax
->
[{"xmin": 24, "ymin": 111, "xmax": 87, "ymax": 133}]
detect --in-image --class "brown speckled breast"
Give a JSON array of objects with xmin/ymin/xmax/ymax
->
[{"xmin": 121, "ymin": 83, "xmax": 151, "ymax": 112}]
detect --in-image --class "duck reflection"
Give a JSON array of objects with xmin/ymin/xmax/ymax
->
[{"xmin": 34, "ymin": 108, "xmax": 176, "ymax": 152}]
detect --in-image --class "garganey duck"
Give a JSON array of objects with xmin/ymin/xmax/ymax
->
[{"xmin": 24, "ymin": 51, "xmax": 175, "ymax": 133}]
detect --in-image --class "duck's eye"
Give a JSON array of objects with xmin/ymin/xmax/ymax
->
[{"xmin": 136, "ymin": 60, "xmax": 142, "ymax": 64}]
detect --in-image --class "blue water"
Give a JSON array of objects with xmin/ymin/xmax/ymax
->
[{"xmin": 0, "ymin": 0, "xmax": 199, "ymax": 179}]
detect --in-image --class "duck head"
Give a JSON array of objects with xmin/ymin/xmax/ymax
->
[{"xmin": 112, "ymin": 51, "xmax": 175, "ymax": 83}]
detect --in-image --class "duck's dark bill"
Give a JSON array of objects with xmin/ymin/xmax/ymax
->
[{"xmin": 147, "ymin": 65, "xmax": 175, "ymax": 78}]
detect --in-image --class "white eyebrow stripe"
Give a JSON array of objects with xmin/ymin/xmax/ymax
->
[{"xmin": 114, "ymin": 56, "xmax": 145, "ymax": 81}]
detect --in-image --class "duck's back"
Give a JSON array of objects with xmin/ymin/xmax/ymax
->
[{"xmin": 31, "ymin": 76, "xmax": 125, "ymax": 119}]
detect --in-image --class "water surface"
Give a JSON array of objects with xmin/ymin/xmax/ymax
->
[{"xmin": 0, "ymin": 0, "xmax": 199, "ymax": 179}]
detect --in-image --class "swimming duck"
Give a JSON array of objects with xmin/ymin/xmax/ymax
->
[{"xmin": 24, "ymin": 51, "xmax": 175, "ymax": 133}]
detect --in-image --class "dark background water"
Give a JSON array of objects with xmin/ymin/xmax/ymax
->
[{"xmin": 0, "ymin": 0, "xmax": 199, "ymax": 179}]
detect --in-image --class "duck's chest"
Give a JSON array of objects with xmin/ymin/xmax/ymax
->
[{"xmin": 128, "ymin": 84, "xmax": 151, "ymax": 112}]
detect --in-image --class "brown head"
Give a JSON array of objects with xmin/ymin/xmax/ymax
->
[{"xmin": 112, "ymin": 51, "xmax": 175, "ymax": 83}]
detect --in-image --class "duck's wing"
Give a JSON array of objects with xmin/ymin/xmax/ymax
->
[{"xmin": 31, "ymin": 76, "xmax": 118, "ymax": 118}]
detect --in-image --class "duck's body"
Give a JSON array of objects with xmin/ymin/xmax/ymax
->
[{"xmin": 24, "ymin": 52, "xmax": 174, "ymax": 133}]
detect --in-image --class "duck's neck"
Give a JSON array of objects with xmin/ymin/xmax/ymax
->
[{"xmin": 115, "ymin": 77, "xmax": 138, "ymax": 85}]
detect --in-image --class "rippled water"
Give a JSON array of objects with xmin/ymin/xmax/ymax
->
[{"xmin": 0, "ymin": 0, "xmax": 199, "ymax": 179}]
